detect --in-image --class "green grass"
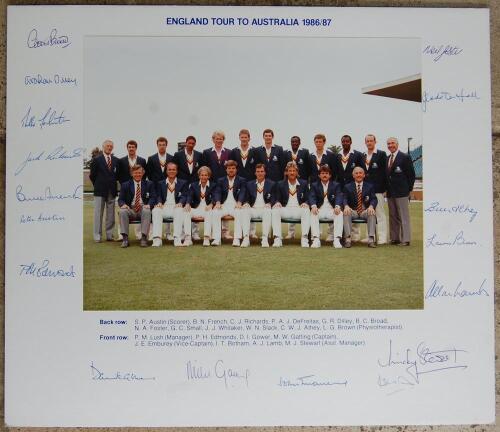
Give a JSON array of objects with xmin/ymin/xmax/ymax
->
[{"xmin": 83, "ymin": 200, "xmax": 423, "ymax": 310}]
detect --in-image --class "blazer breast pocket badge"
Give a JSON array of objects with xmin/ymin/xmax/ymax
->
[
  {"xmin": 145, "ymin": 192, "xmax": 150, "ymax": 199},
  {"xmin": 272, "ymin": 155, "xmax": 277, "ymax": 161},
  {"xmin": 351, "ymin": 162, "xmax": 355, "ymax": 168},
  {"xmin": 372, "ymin": 162, "xmax": 378, "ymax": 168},
  {"xmin": 395, "ymin": 166, "xmax": 402, "ymax": 173},
  {"xmin": 298, "ymin": 159, "xmax": 303, "ymax": 164},
  {"xmin": 364, "ymin": 195, "xmax": 370, "ymax": 202}
]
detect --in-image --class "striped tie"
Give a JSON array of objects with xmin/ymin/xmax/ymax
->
[
  {"xmin": 388, "ymin": 153, "xmax": 394, "ymax": 170},
  {"xmin": 134, "ymin": 182, "xmax": 141, "ymax": 213},
  {"xmin": 107, "ymin": 156, "xmax": 112, "ymax": 170},
  {"xmin": 356, "ymin": 184, "xmax": 363, "ymax": 215}
]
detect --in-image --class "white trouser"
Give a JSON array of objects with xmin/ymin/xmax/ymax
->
[
  {"xmin": 184, "ymin": 207, "xmax": 213, "ymax": 238},
  {"xmin": 152, "ymin": 205, "xmax": 183, "ymax": 239},
  {"xmin": 375, "ymin": 193, "xmax": 388, "ymax": 243},
  {"xmin": 241, "ymin": 206, "xmax": 272, "ymax": 238},
  {"xmin": 310, "ymin": 206, "xmax": 343, "ymax": 239},
  {"xmin": 212, "ymin": 205, "xmax": 243, "ymax": 241},
  {"xmin": 272, "ymin": 206, "xmax": 310, "ymax": 239}
]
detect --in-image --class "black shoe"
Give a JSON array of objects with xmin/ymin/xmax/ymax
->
[
  {"xmin": 344, "ymin": 238, "xmax": 352, "ymax": 248},
  {"xmin": 121, "ymin": 235, "xmax": 129, "ymax": 248},
  {"xmin": 398, "ymin": 242, "xmax": 410, "ymax": 246},
  {"xmin": 368, "ymin": 237, "xmax": 377, "ymax": 248},
  {"xmin": 140, "ymin": 235, "xmax": 148, "ymax": 247},
  {"xmin": 390, "ymin": 240, "xmax": 401, "ymax": 245}
]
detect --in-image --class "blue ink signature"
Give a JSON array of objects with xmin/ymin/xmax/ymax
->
[
  {"xmin": 426, "ymin": 279, "xmax": 489, "ymax": 299},
  {"xmin": 27, "ymin": 28, "xmax": 71, "ymax": 49},
  {"xmin": 377, "ymin": 339, "xmax": 467, "ymax": 395},
  {"xmin": 423, "ymin": 44, "xmax": 463, "ymax": 62},
  {"xmin": 422, "ymin": 89, "xmax": 480, "ymax": 112},
  {"xmin": 20, "ymin": 213, "xmax": 66, "ymax": 224},
  {"xmin": 278, "ymin": 375, "xmax": 347, "ymax": 388},
  {"xmin": 25, "ymin": 74, "xmax": 77, "ymax": 87},
  {"xmin": 186, "ymin": 360, "xmax": 249, "ymax": 389},
  {"xmin": 19, "ymin": 259, "xmax": 76, "ymax": 278},
  {"xmin": 16, "ymin": 184, "xmax": 82, "ymax": 202},
  {"xmin": 21, "ymin": 106, "xmax": 70, "ymax": 129},
  {"xmin": 91, "ymin": 362, "xmax": 155, "ymax": 381},
  {"xmin": 15, "ymin": 146, "xmax": 85, "ymax": 176},
  {"xmin": 424, "ymin": 201, "xmax": 478, "ymax": 222},
  {"xmin": 426, "ymin": 231, "xmax": 477, "ymax": 248}
]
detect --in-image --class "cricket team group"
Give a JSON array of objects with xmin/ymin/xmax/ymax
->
[{"xmin": 89, "ymin": 128, "xmax": 416, "ymax": 248}]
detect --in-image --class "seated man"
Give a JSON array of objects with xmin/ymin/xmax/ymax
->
[
  {"xmin": 183, "ymin": 166, "xmax": 218, "ymax": 247},
  {"xmin": 241, "ymin": 163, "xmax": 276, "ymax": 248},
  {"xmin": 118, "ymin": 165, "xmax": 156, "ymax": 248},
  {"xmin": 212, "ymin": 160, "xmax": 246, "ymax": 246},
  {"xmin": 152, "ymin": 162, "xmax": 188, "ymax": 247},
  {"xmin": 309, "ymin": 165, "xmax": 343, "ymax": 249},
  {"xmin": 342, "ymin": 166, "xmax": 377, "ymax": 248},
  {"xmin": 271, "ymin": 161, "xmax": 311, "ymax": 248}
]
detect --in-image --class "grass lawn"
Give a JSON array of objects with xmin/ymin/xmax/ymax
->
[{"xmin": 83, "ymin": 199, "xmax": 423, "ymax": 311}]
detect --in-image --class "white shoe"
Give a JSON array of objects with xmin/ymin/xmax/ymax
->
[
  {"xmin": 301, "ymin": 237, "xmax": 310, "ymax": 248},
  {"xmin": 272, "ymin": 237, "xmax": 282, "ymax": 248},
  {"xmin": 192, "ymin": 233, "xmax": 201, "ymax": 241},
  {"xmin": 333, "ymin": 238, "xmax": 343, "ymax": 249},
  {"xmin": 118, "ymin": 234, "xmax": 123, "ymax": 241},
  {"xmin": 174, "ymin": 237, "xmax": 184, "ymax": 247},
  {"xmin": 250, "ymin": 234, "xmax": 258, "ymax": 240},
  {"xmin": 211, "ymin": 239, "xmax": 220, "ymax": 246},
  {"xmin": 311, "ymin": 238, "xmax": 321, "ymax": 248},
  {"xmin": 261, "ymin": 237, "xmax": 269, "ymax": 248},
  {"xmin": 232, "ymin": 238, "xmax": 241, "ymax": 247},
  {"xmin": 360, "ymin": 237, "xmax": 369, "ymax": 244},
  {"xmin": 240, "ymin": 236, "xmax": 250, "ymax": 248},
  {"xmin": 377, "ymin": 240, "xmax": 387, "ymax": 245},
  {"xmin": 325, "ymin": 234, "xmax": 335, "ymax": 242},
  {"xmin": 285, "ymin": 232, "xmax": 295, "ymax": 240},
  {"xmin": 152, "ymin": 238, "xmax": 162, "ymax": 247},
  {"xmin": 183, "ymin": 236, "xmax": 193, "ymax": 246},
  {"xmin": 166, "ymin": 234, "xmax": 174, "ymax": 241},
  {"xmin": 203, "ymin": 238, "xmax": 210, "ymax": 247}
]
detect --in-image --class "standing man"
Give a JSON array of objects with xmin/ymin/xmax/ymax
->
[
  {"xmin": 242, "ymin": 164, "xmax": 276, "ymax": 248},
  {"xmin": 117, "ymin": 140, "xmax": 147, "ymax": 184},
  {"xmin": 151, "ymin": 162, "xmax": 188, "ymax": 247},
  {"xmin": 89, "ymin": 139, "xmax": 119, "ymax": 242},
  {"xmin": 255, "ymin": 128, "xmax": 285, "ymax": 182},
  {"xmin": 343, "ymin": 167, "xmax": 377, "ymax": 248},
  {"xmin": 386, "ymin": 137, "xmax": 416, "ymax": 246},
  {"xmin": 174, "ymin": 135, "xmax": 203, "ymax": 240},
  {"xmin": 363, "ymin": 134, "xmax": 388, "ymax": 244},
  {"xmin": 118, "ymin": 165, "xmax": 155, "ymax": 248},
  {"xmin": 271, "ymin": 161, "xmax": 311, "ymax": 248},
  {"xmin": 283, "ymin": 136, "xmax": 310, "ymax": 239},
  {"xmin": 202, "ymin": 130, "xmax": 231, "ymax": 181},
  {"xmin": 230, "ymin": 129, "xmax": 258, "ymax": 181},
  {"xmin": 173, "ymin": 135, "xmax": 203, "ymax": 185},
  {"xmin": 147, "ymin": 136, "xmax": 174, "ymax": 239},
  {"xmin": 212, "ymin": 160, "xmax": 246, "ymax": 246},
  {"xmin": 337, "ymin": 134, "xmax": 364, "ymax": 186},
  {"xmin": 309, "ymin": 165, "xmax": 343, "ymax": 249}
]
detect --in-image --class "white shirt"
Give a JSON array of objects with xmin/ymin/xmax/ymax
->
[
  {"xmin": 165, "ymin": 178, "xmax": 177, "ymax": 206},
  {"xmin": 321, "ymin": 181, "xmax": 332, "ymax": 209},
  {"xmin": 185, "ymin": 149, "xmax": 195, "ymax": 174},
  {"xmin": 287, "ymin": 181, "xmax": 299, "ymax": 207},
  {"xmin": 158, "ymin": 153, "xmax": 167, "ymax": 171},
  {"xmin": 199, "ymin": 181, "xmax": 209, "ymax": 207},
  {"xmin": 314, "ymin": 149, "xmax": 327, "ymax": 165},
  {"xmin": 128, "ymin": 156, "xmax": 137, "ymax": 167},
  {"xmin": 224, "ymin": 177, "xmax": 236, "ymax": 207},
  {"xmin": 254, "ymin": 181, "xmax": 265, "ymax": 208},
  {"xmin": 341, "ymin": 151, "xmax": 354, "ymax": 169},
  {"xmin": 239, "ymin": 146, "xmax": 250, "ymax": 167}
]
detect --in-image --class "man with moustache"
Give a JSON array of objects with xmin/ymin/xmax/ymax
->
[
  {"xmin": 363, "ymin": 134, "xmax": 388, "ymax": 244},
  {"xmin": 151, "ymin": 162, "xmax": 188, "ymax": 247},
  {"xmin": 89, "ymin": 139, "xmax": 119, "ymax": 242},
  {"xmin": 241, "ymin": 164, "xmax": 276, "ymax": 248},
  {"xmin": 386, "ymin": 137, "xmax": 416, "ymax": 246},
  {"xmin": 283, "ymin": 135, "xmax": 310, "ymax": 239},
  {"xmin": 309, "ymin": 165, "xmax": 343, "ymax": 249},
  {"xmin": 271, "ymin": 161, "xmax": 311, "ymax": 248},
  {"xmin": 117, "ymin": 140, "xmax": 147, "ymax": 184}
]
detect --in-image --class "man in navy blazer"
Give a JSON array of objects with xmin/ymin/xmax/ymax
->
[
  {"xmin": 337, "ymin": 134, "xmax": 364, "ymax": 186},
  {"xmin": 308, "ymin": 134, "xmax": 341, "ymax": 183},
  {"xmin": 271, "ymin": 161, "xmax": 311, "ymax": 247},
  {"xmin": 363, "ymin": 134, "xmax": 388, "ymax": 244},
  {"xmin": 201, "ymin": 130, "xmax": 232, "ymax": 181},
  {"xmin": 255, "ymin": 128, "xmax": 285, "ymax": 182},
  {"xmin": 117, "ymin": 140, "xmax": 147, "ymax": 184},
  {"xmin": 342, "ymin": 167, "xmax": 377, "ymax": 248},
  {"xmin": 151, "ymin": 162, "xmax": 188, "ymax": 247},
  {"xmin": 118, "ymin": 165, "xmax": 155, "ymax": 247},
  {"xmin": 184, "ymin": 166, "xmax": 218, "ymax": 247},
  {"xmin": 89, "ymin": 139, "xmax": 119, "ymax": 242},
  {"xmin": 212, "ymin": 160, "xmax": 246, "ymax": 246},
  {"xmin": 146, "ymin": 136, "xmax": 174, "ymax": 183},
  {"xmin": 241, "ymin": 163, "xmax": 276, "ymax": 247},
  {"xmin": 386, "ymin": 137, "xmax": 416, "ymax": 246},
  {"xmin": 173, "ymin": 135, "xmax": 203, "ymax": 184},
  {"xmin": 309, "ymin": 165, "xmax": 344, "ymax": 249},
  {"xmin": 230, "ymin": 129, "xmax": 258, "ymax": 181}
]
